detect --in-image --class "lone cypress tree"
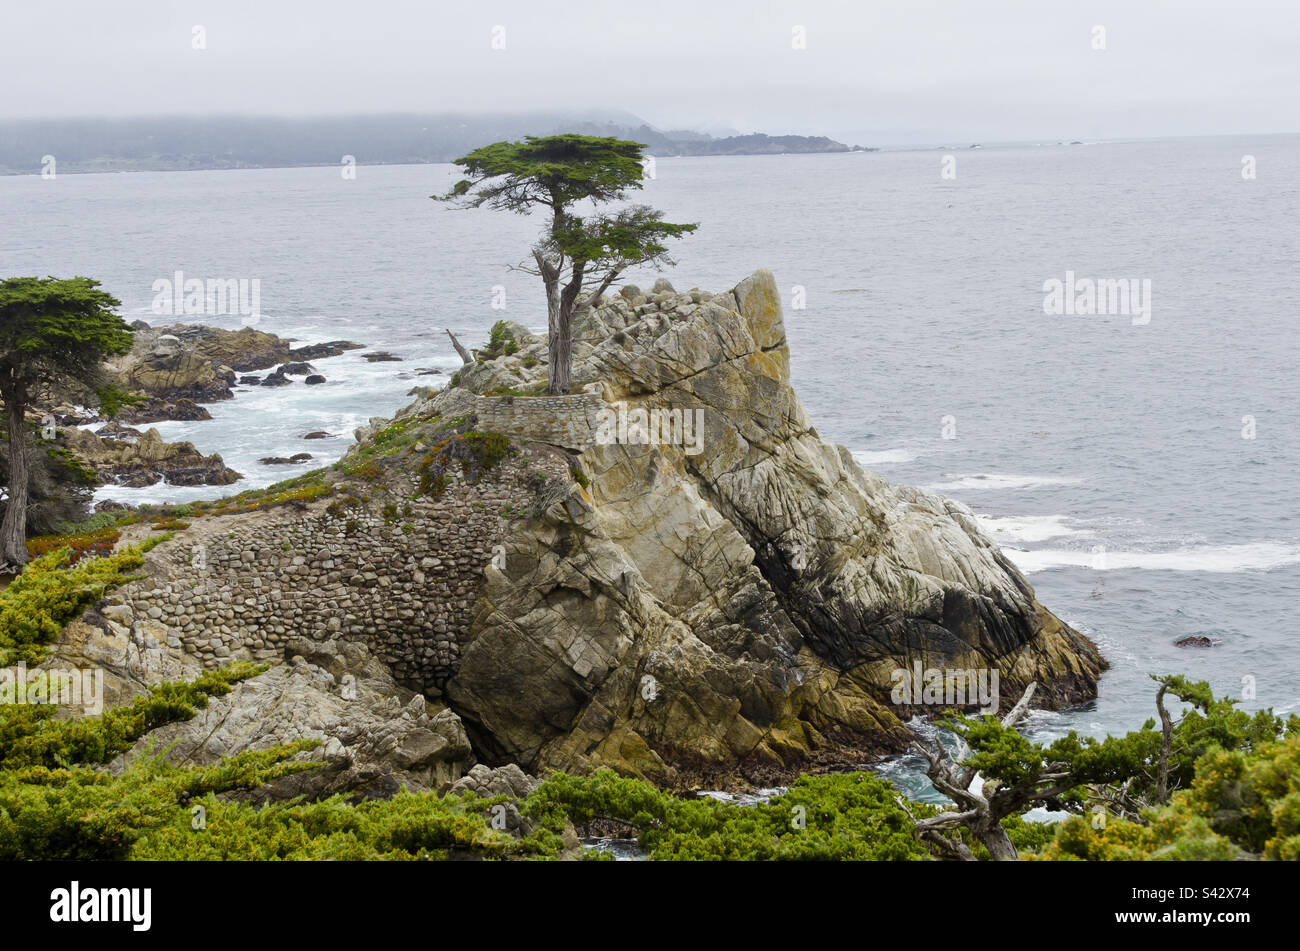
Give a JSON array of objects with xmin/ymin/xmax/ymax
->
[
  {"xmin": 0, "ymin": 277, "xmax": 132, "ymax": 568},
  {"xmin": 436, "ymin": 134, "xmax": 696, "ymax": 395}
]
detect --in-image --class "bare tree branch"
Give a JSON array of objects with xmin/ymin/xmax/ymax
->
[{"xmin": 446, "ymin": 329, "xmax": 473, "ymax": 366}]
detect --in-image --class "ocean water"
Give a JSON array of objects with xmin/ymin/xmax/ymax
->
[{"xmin": 3, "ymin": 136, "xmax": 1298, "ymax": 771}]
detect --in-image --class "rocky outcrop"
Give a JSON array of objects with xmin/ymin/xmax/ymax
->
[
  {"xmin": 104, "ymin": 324, "xmax": 361, "ymax": 423},
  {"xmin": 48, "ymin": 269, "xmax": 1103, "ymax": 795},
  {"xmin": 383, "ymin": 269, "xmax": 1102, "ymax": 784},
  {"xmin": 64, "ymin": 425, "xmax": 241, "ymax": 487}
]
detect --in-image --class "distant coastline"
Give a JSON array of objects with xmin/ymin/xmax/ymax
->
[{"xmin": 0, "ymin": 112, "xmax": 872, "ymax": 175}]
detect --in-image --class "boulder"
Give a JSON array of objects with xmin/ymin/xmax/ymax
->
[
  {"xmin": 119, "ymin": 397, "xmax": 213, "ymax": 423},
  {"xmin": 288, "ymin": 340, "xmax": 363, "ymax": 361},
  {"xmin": 105, "ymin": 641, "xmax": 474, "ymax": 800},
  {"xmin": 150, "ymin": 334, "xmax": 183, "ymax": 358},
  {"xmin": 449, "ymin": 763, "xmax": 539, "ymax": 799}
]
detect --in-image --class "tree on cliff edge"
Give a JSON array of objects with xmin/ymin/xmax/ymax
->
[
  {"xmin": 435, "ymin": 134, "xmax": 696, "ymax": 395},
  {"xmin": 0, "ymin": 277, "xmax": 132, "ymax": 568}
]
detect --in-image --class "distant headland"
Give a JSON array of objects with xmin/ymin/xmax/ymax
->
[{"xmin": 0, "ymin": 112, "xmax": 874, "ymax": 175}]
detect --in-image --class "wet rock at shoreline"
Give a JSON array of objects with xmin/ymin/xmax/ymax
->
[
  {"xmin": 288, "ymin": 340, "xmax": 363, "ymax": 361},
  {"xmin": 64, "ymin": 426, "xmax": 242, "ymax": 487},
  {"xmin": 120, "ymin": 398, "xmax": 213, "ymax": 423}
]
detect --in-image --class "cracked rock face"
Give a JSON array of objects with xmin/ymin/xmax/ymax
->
[{"xmin": 442, "ymin": 269, "xmax": 1103, "ymax": 786}]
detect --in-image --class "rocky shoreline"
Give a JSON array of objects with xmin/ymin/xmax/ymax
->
[
  {"xmin": 49, "ymin": 322, "xmax": 365, "ymax": 491},
  {"xmin": 43, "ymin": 269, "xmax": 1106, "ymax": 799}
]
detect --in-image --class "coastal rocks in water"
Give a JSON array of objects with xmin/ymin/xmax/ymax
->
[
  {"xmin": 121, "ymin": 398, "xmax": 213, "ymax": 423},
  {"xmin": 305, "ymin": 374, "xmax": 326, "ymax": 385},
  {"xmin": 103, "ymin": 325, "xmax": 362, "ymax": 423},
  {"xmin": 1174, "ymin": 635, "xmax": 1215, "ymax": 648},
  {"xmin": 302, "ymin": 431, "xmax": 332, "ymax": 439},
  {"xmin": 363, "ymin": 351, "xmax": 402, "ymax": 362},
  {"xmin": 122, "ymin": 348, "xmax": 233, "ymax": 404},
  {"xmin": 188, "ymin": 326, "xmax": 294, "ymax": 372},
  {"xmin": 259, "ymin": 453, "xmax": 313, "ymax": 465},
  {"xmin": 288, "ymin": 340, "xmax": 363, "ymax": 361},
  {"xmin": 106, "ymin": 325, "xmax": 279, "ymax": 417},
  {"xmin": 260, "ymin": 369, "xmax": 292, "ymax": 387},
  {"xmin": 64, "ymin": 426, "xmax": 242, "ymax": 487}
]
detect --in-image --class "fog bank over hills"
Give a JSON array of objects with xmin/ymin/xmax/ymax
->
[{"xmin": 0, "ymin": 112, "xmax": 862, "ymax": 175}]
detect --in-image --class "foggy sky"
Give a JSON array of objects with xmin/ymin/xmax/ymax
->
[{"xmin": 2, "ymin": 0, "xmax": 1296, "ymax": 145}]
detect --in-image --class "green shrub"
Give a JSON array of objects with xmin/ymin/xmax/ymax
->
[
  {"xmin": 0, "ymin": 536, "xmax": 165, "ymax": 666},
  {"xmin": 130, "ymin": 789, "xmax": 541, "ymax": 861},
  {"xmin": 524, "ymin": 769, "xmax": 936, "ymax": 860},
  {"xmin": 415, "ymin": 421, "xmax": 513, "ymax": 500},
  {"xmin": 0, "ymin": 663, "xmax": 266, "ymax": 770}
]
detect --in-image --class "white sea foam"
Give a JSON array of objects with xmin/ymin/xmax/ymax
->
[
  {"xmin": 1006, "ymin": 542, "xmax": 1300, "ymax": 574},
  {"xmin": 851, "ymin": 448, "xmax": 917, "ymax": 467},
  {"xmin": 91, "ymin": 339, "xmax": 459, "ymax": 506},
  {"xmin": 975, "ymin": 513, "xmax": 1085, "ymax": 543},
  {"xmin": 925, "ymin": 472, "xmax": 1082, "ymax": 491}
]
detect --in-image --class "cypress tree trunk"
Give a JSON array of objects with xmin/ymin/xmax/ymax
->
[
  {"xmin": 549, "ymin": 260, "xmax": 586, "ymax": 397},
  {"xmin": 973, "ymin": 816, "xmax": 1019, "ymax": 861},
  {"xmin": 535, "ymin": 250, "xmax": 570, "ymax": 396},
  {"xmin": 547, "ymin": 285, "xmax": 571, "ymax": 396},
  {"xmin": 1, "ymin": 381, "xmax": 30, "ymax": 568}
]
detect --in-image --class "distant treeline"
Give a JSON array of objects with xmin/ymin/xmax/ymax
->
[{"xmin": 0, "ymin": 113, "xmax": 864, "ymax": 174}]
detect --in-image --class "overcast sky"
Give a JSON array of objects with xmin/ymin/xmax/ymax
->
[{"xmin": 2, "ymin": 0, "xmax": 1296, "ymax": 145}]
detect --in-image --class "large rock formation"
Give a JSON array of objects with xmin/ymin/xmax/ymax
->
[
  {"xmin": 63, "ymin": 425, "xmax": 242, "ymax": 487},
  {"xmin": 423, "ymin": 270, "xmax": 1102, "ymax": 784},
  {"xmin": 46, "ymin": 269, "xmax": 1103, "ymax": 795}
]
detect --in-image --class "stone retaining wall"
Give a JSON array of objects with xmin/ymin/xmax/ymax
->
[{"xmin": 103, "ymin": 451, "xmax": 562, "ymax": 697}]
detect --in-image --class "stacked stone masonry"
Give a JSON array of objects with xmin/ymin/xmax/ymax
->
[{"xmin": 105, "ymin": 455, "xmax": 561, "ymax": 697}]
